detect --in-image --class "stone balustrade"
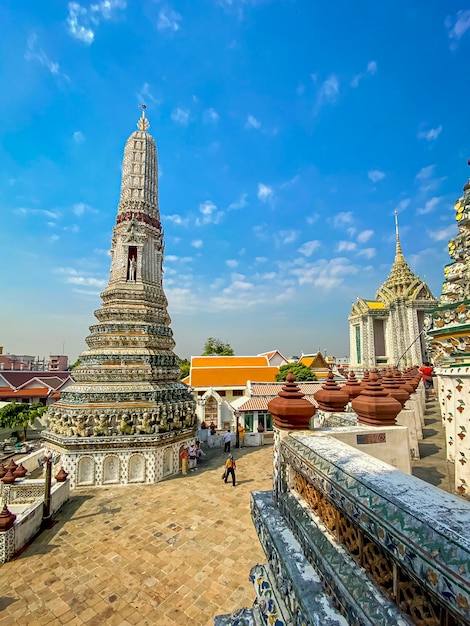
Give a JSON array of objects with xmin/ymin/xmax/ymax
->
[{"xmin": 248, "ymin": 432, "xmax": 470, "ymax": 626}]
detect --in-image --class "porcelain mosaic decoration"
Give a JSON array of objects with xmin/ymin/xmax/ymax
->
[
  {"xmin": 42, "ymin": 107, "xmax": 196, "ymax": 487},
  {"xmin": 426, "ymin": 161, "xmax": 470, "ymax": 498}
]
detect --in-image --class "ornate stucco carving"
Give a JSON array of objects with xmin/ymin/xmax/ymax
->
[{"xmin": 43, "ymin": 107, "xmax": 196, "ymax": 452}]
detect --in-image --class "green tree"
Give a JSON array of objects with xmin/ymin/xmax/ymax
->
[
  {"xmin": 276, "ymin": 363, "xmax": 317, "ymax": 382},
  {"xmin": 0, "ymin": 402, "xmax": 47, "ymax": 441},
  {"xmin": 177, "ymin": 358, "xmax": 190, "ymax": 379},
  {"xmin": 202, "ymin": 337, "xmax": 234, "ymax": 356}
]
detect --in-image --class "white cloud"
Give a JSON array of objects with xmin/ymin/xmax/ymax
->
[
  {"xmin": 157, "ymin": 7, "xmax": 181, "ymax": 31},
  {"xmin": 316, "ymin": 74, "xmax": 340, "ymax": 108},
  {"xmin": 197, "ymin": 200, "xmax": 223, "ymax": 225},
  {"xmin": 171, "ymin": 107, "xmax": 190, "ymax": 125},
  {"xmin": 50, "ymin": 234, "xmax": 60, "ymax": 243},
  {"xmin": 203, "ymin": 108, "xmax": 219, "ymax": 124},
  {"xmin": 292, "ymin": 257, "xmax": 358, "ymax": 289},
  {"xmin": 255, "ymin": 256, "xmax": 267, "ymax": 263},
  {"xmin": 226, "ymin": 259, "xmax": 239, "ymax": 268},
  {"xmin": 66, "ymin": 0, "xmax": 126, "ymax": 44},
  {"xmin": 297, "ymin": 240, "xmax": 321, "ymax": 257},
  {"xmin": 357, "ymin": 229, "xmax": 373, "ymax": 244},
  {"xmin": 253, "ymin": 224, "xmax": 268, "ymax": 240},
  {"xmin": 165, "ymin": 255, "xmax": 192, "ymax": 263},
  {"xmin": 446, "ymin": 10, "xmax": 470, "ymax": 48},
  {"xmin": 306, "ymin": 214, "xmax": 320, "ymax": 225},
  {"xmin": 228, "ymin": 194, "xmax": 247, "ymax": 211},
  {"xmin": 337, "ymin": 241, "xmax": 356, "ymax": 252},
  {"xmin": 245, "ymin": 115, "xmax": 261, "ymax": 129},
  {"xmin": 417, "ymin": 126, "xmax": 442, "ymax": 141},
  {"xmin": 415, "ymin": 165, "xmax": 435, "ymax": 181},
  {"xmin": 72, "ymin": 202, "xmax": 95, "ymax": 217},
  {"xmin": 164, "ymin": 214, "xmax": 189, "ymax": 226},
  {"xmin": 395, "ymin": 199, "xmax": 411, "ymax": 212},
  {"xmin": 428, "ymin": 224, "xmax": 458, "ymax": 241},
  {"xmin": 417, "ymin": 197, "xmax": 441, "ymax": 215},
  {"xmin": 368, "ymin": 169, "xmax": 385, "ymax": 183},
  {"xmin": 357, "ymin": 247, "xmax": 376, "ymax": 259},
  {"xmin": 257, "ymin": 183, "xmax": 273, "ymax": 202},
  {"xmin": 191, "ymin": 239, "xmax": 203, "ymax": 248},
  {"xmin": 351, "ymin": 60, "xmax": 377, "ymax": 87},
  {"xmin": 15, "ymin": 207, "xmax": 60, "ymax": 220},
  {"xmin": 261, "ymin": 272, "xmax": 276, "ymax": 280},
  {"xmin": 137, "ymin": 82, "xmax": 160, "ymax": 105},
  {"xmin": 276, "ymin": 230, "xmax": 299, "ymax": 245},
  {"xmin": 72, "ymin": 131, "xmax": 85, "ymax": 143},
  {"xmin": 24, "ymin": 33, "xmax": 63, "ymax": 76},
  {"xmin": 333, "ymin": 211, "xmax": 354, "ymax": 228},
  {"xmin": 55, "ymin": 266, "xmax": 106, "ymax": 287}
]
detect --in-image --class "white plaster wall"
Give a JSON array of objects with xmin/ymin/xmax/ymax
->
[
  {"xmin": 13, "ymin": 480, "xmax": 70, "ymax": 554},
  {"xmin": 315, "ymin": 425, "xmax": 411, "ymax": 474}
]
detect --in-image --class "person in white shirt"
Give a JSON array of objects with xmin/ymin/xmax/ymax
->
[{"xmin": 188, "ymin": 443, "xmax": 197, "ymax": 471}]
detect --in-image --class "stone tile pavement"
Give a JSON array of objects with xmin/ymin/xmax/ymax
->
[
  {"xmin": 412, "ymin": 396, "xmax": 455, "ymax": 493},
  {"xmin": 0, "ymin": 445, "xmax": 274, "ymax": 625},
  {"xmin": 0, "ymin": 398, "xmax": 456, "ymax": 625}
]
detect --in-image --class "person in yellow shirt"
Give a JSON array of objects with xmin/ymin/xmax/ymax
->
[
  {"xmin": 224, "ymin": 454, "xmax": 236, "ymax": 486},
  {"xmin": 238, "ymin": 423, "xmax": 245, "ymax": 448}
]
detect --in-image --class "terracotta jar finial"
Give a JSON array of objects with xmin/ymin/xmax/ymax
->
[
  {"xmin": 313, "ymin": 371, "xmax": 349, "ymax": 413},
  {"xmin": 6, "ymin": 459, "xmax": 17, "ymax": 472},
  {"xmin": 13, "ymin": 463, "xmax": 27, "ymax": 479},
  {"xmin": 1, "ymin": 468, "xmax": 16, "ymax": 484},
  {"xmin": 55, "ymin": 467, "xmax": 69, "ymax": 482},
  {"xmin": 361, "ymin": 369, "xmax": 370, "ymax": 389},
  {"xmin": 0, "ymin": 504, "xmax": 16, "ymax": 531},
  {"xmin": 393, "ymin": 369, "xmax": 414, "ymax": 395},
  {"xmin": 352, "ymin": 371, "xmax": 402, "ymax": 426},
  {"xmin": 342, "ymin": 370, "xmax": 362, "ymax": 401},
  {"xmin": 0, "ymin": 464, "xmax": 6, "ymax": 479},
  {"xmin": 268, "ymin": 372, "xmax": 316, "ymax": 430},
  {"xmin": 382, "ymin": 369, "xmax": 409, "ymax": 408}
]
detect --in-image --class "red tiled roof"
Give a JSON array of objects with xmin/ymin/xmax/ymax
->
[
  {"xmin": 237, "ymin": 381, "xmax": 322, "ymax": 411},
  {"xmin": 0, "ymin": 371, "xmax": 71, "ymax": 388}
]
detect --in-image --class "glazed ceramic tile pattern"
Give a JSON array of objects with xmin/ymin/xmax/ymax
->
[
  {"xmin": 282, "ymin": 434, "xmax": 470, "ymax": 624},
  {"xmin": 426, "ymin": 166, "xmax": 470, "ymax": 498},
  {"xmin": 42, "ymin": 109, "xmax": 196, "ymax": 486}
]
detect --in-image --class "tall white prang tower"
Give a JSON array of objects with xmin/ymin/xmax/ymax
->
[{"xmin": 43, "ymin": 107, "xmax": 196, "ymax": 488}]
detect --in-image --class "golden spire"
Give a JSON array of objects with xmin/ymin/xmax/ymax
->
[
  {"xmin": 137, "ymin": 103, "xmax": 150, "ymax": 132},
  {"xmin": 377, "ymin": 212, "xmax": 423, "ymax": 300}
]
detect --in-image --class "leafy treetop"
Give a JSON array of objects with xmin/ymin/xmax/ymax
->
[
  {"xmin": 202, "ymin": 337, "xmax": 234, "ymax": 356},
  {"xmin": 0, "ymin": 402, "xmax": 47, "ymax": 441},
  {"xmin": 275, "ymin": 362, "xmax": 317, "ymax": 382}
]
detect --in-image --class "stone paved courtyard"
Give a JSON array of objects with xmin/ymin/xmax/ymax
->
[
  {"xmin": 0, "ymin": 397, "xmax": 456, "ymax": 625},
  {"xmin": 0, "ymin": 445, "xmax": 273, "ymax": 625}
]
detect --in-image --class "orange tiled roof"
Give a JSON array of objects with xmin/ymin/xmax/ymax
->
[
  {"xmin": 190, "ymin": 366, "xmax": 278, "ymax": 387},
  {"xmin": 191, "ymin": 356, "xmax": 269, "ymax": 368},
  {"xmin": 299, "ymin": 356, "xmax": 314, "ymax": 367}
]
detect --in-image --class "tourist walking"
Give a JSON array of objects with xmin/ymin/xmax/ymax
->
[
  {"xmin": 224, "ymin": 454, "xmax": 236, "ymax": 486},
  {"xmin": 419, "ymin": 362, "xmax": 434, "ymax": 398},
  {"xmin": 195, "ymin": 440, "xmax": 206, "ymax": 461},
  {"xmin": 223, "ymin": 429, "xmax": 232, "ymax": 453}
]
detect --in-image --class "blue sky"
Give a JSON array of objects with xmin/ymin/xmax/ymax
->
[{"xmin": 1, "ymin": 0, "xmax": 469, "ymax": 363}]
